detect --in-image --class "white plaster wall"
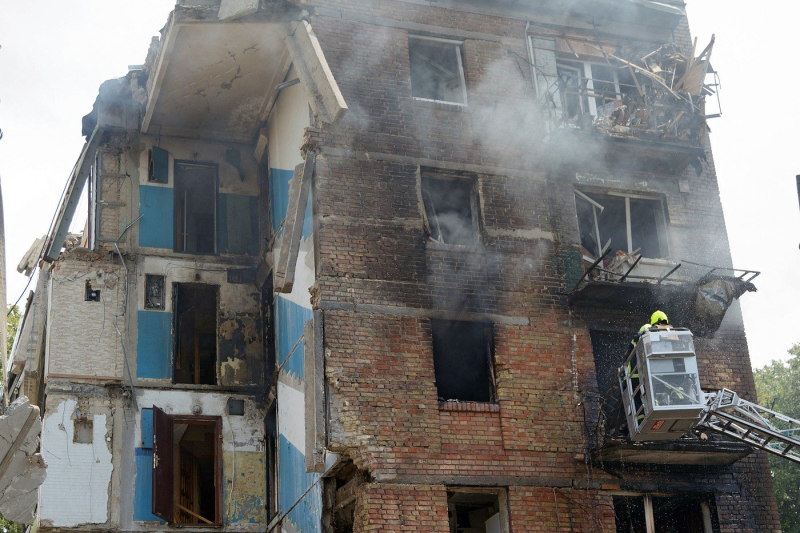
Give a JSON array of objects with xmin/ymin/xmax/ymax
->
[
  {"xmin": 136, "ymin": 390, "xmax": 265, "ymax": 452},
  {"xmin": 267, "ymin": 65, "xmax": 309, "ymax": 172},
  {"xmin": 40, "ymin": 399, "xmax": 114, "ymax": 527},
  {"xmin": 277, "ymin": 381, "xmax": 305, "ymax": 452}
]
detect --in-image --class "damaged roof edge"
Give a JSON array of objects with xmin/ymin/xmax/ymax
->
[
  {"xmin": 626, "ymin": 0, "xmax": 686, "ymax": 17},
  {"xmin": 43, "ymin": 125, "xmax": 103, "ymax": 263}
]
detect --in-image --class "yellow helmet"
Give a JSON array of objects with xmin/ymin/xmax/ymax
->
[{"xmin": 650, "ymin": 310, "xmax": 669, "ymax": 326}]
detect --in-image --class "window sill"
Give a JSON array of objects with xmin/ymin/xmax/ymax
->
[
  {"xmin": 426, "ymin": 240, "xmax": 484, "ymax": 253},
  {"xmin": 439, "ymin": 401, "xmax": 499, "ymax": 413},
  {"xmin": 413, "ymin": 97, "xmax": 468, "ymax": 112}
]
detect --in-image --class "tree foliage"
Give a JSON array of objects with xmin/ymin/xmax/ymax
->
[
  {"xmin": 6, "ymin": 305, "xmax": 20, "ymax": 358},
  {"xmin": 754, "ymin": 344, "xmax": 800, "ymax": 532}
]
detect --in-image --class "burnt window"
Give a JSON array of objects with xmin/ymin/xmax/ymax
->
[
  {"xmin": 145, "ymin": 274, "xmax": 166, "ymax": 310},
  {"xmin": 613, "ymin": 494, "xmax": 718, "ymax": 533},
  {"xmin": 409, "ymin": 36, "xmax": 467, "ymax": 104},
  {"xmin": 174, "ymin": 163, "xmax": 217, "ymax": 254},
  {"xmin": 447, "ymin": 490, "xmax": 507, "ymax": 533},
  {"xmin": 431, "ymin": 320, "xmax": 495, "ymax": 403},
  {"xmin": 575, "ymin": 191, "xmax": 669, "ymax": 259},
  {"xmin": 556, "ymin": 59, "xmax": 639, "ymax": 122},
  {"xmin": 174, "ymin": 283, "xmax": 218, "ymax": 385},
  {"xmin": 589, "ymin": 329, "xmax": 630, "ymax": 431},
  {"xmin": 322, "ymin": 460, "xmax": 360, "ymax": 533},
  {"xmin": 422, "ymin": 175, "xmax": 479, "ymax": 246},
  {"xmin": 151, "ymin": 407, "xmax": 221, "ymax": 526}
]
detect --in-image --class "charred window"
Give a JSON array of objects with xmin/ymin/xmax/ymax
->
[
  {"xmin": 409, "ymin": 36, "xmax": 467, "ymax": 105},
  {"xmin": 151, "ymin": 408, "xmax": 221, "ymax": 525},
  {"xmin": 557, "ymin": 60, "xmax": 638, "ymax": 121},
  {"xmin": 422, "ymin": 175, "xmax": 479, "ymax": 246},
  {"xmin": 613, "ymin": 494, "xmax": 718, "ymax": 533},
  {"xmin": 432, "ymin": 320, "xmax": 495, "ymax": 403},
  {"xmin": 174, "ymin": 283, "xmax": 218, "ymax": 385},
  {"xmin": 575, "ymin": 191, "xmax": 669, "ymax": 259},
  {"xmin": 447, "ymin": 490, "xmax": 506, "ymax": 533},
  {"xmin": 589, "ymin": 329, "xmax": 630, "ymax": 431},
  {"xmin": 174, "ymin": 162, "xmax": 217, "ymax": 254},
  {"xmin": 322, "ymin": 461, "xmax": 360, "ymax": 533}
]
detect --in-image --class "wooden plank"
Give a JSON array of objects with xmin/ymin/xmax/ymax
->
[{"xmin": 175, "ymin": 503, "xmax": 213, "ymax": 525}]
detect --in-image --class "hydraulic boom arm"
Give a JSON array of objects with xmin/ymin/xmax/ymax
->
[{"xmin": 700, "ymin": 389, "xmax": 800, "ymax": 464}]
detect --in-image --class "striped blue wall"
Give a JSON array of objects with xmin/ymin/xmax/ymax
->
[
  {"xmin": 270, "ymin": 168, "xmax": 313, "ymax": 238},
  {"xmin": 275, "ymin": 297, "xmax": 312, "ymax": 380},
  {"xmin": 279, "ymin": 435, "xmax": 322, "ymax": 532}
]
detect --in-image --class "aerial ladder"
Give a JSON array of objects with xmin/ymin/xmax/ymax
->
[{"xmin": 618, "ymin": 327, "xmax": 800, "ymax": 464}]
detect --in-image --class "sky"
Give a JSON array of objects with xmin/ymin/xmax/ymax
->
[{"xmin": 0, "ymin": 1, "xmax": 797, "ymax": 369}]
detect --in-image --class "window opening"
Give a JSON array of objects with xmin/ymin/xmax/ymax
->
[
  {"xmin": 73, "ymin": 419, "xmax": 93, "ymax": 444},
  {"xmin": 174, "ymin": 163, "xmax": 217, "ymax": 254},
  {"xmin": 614, "ymin": 494, "xmax": 717, "ymax": 533},
  {"xmin": 152, "ymin": 407, "xmax": 221, "ymax": 525},
  {"xmin": 174, "ymin": 283, "xmax": 218, "ymax": 385},
  {"xmin": 575, "ymin": 191, "xmax": 668, "ymax": 260},
  {"xmin": 447, "ymin": 491, "xmax": 503, "ymax": 533},
  {"xmin": 422, "ymin": 175, "xmax": 479, "ymax": 246},
  {"xmin": 431, "ymin": 320, "xmax": 495, "ymax": 403},
  {"xmin": 409, "ymin": 36, "xmax": 467, "ymax": 104},
  {"xmin": 557, "ymin": 59, "xmax": 639, "ymax": 122},
  {"xmin": 145, "ymin": 274, "xmax": 166, "ymax": 310},
  {"xmin": 322, "ymin": 461, "xmax": 360, "ymax": 533},
  {"xmin": 589, "ymin": 330, "xmax": 631, "ymax": 433}
]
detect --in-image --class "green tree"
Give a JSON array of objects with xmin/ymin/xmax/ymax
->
[
  {"xmin": 6, "ymin": 305, "xmax": 20, "ymax": 358},
  {"xmin": 754, "ymin": 344, "xmax": 800, "ymax": 532}
]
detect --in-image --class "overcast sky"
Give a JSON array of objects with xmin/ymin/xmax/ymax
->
[{"xmin": 0, "ymin": 1, "xmax": 797, "ymax": 369}]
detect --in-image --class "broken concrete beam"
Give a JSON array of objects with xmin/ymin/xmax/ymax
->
[
  {"xmin": 274, "ymin": 153, "xmax": 316, "ymax": 293},
  {"xmin": 283, "ymin": 21, "xmax": 348, "ymax": 128},
  {"xmin": 0, "ymin": 397, "xmax": 47, "ymax": 525},
  {"xmin": 218, "ymin": 0, "xmax": 259, "ymax": 21},
  {"xmin": 16, "ymin": 236, "xmax": 45, "ymax": 277}
]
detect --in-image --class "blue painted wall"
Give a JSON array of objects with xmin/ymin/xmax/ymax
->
[
  {"xmin": 136, "ymin": 310, "xmax": 172, "ymax": 379},
  {"xmin": 279, "ymin": 436, "xmax": 322, "ymax": 532},
  {"xmin": 139, "ymin": 185, "xmax": 174, "ymax": 249},
  {"xmin": 275, "ymin": 297, "xmax": 311, "ymax": 380},
  {"xmin": 133, "ymin": 448, "xmax": 164, "ymax": 523},
  {"xmin": 270, "ymin": 168, "xmax": 312, "ymax": 238}
]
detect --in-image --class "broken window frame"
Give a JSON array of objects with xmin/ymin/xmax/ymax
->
[
  {"xmin": 420, "ymin": 171, "xmax": 482, "ymax": 247},
  {"xmin": 612, "ymin": 493, "xmax": 718, "ymax": 533},
  {"xmin": 408, "ymin": 35, "xmax": 469, "ymax": 106},
  {"xmin": 556, "ymin": 59, "xmax": 634, "ymax": 121},
  {"xmin": 575, "ymin": 189, "xmax": 670, "ymax": 260},
  {"xmin": 446, "ymin": 487, "xmax": 510, "ymax": 533},
  {"xmin": 152, "ymin": 407, "xmax": 223, "ymax": 526},
  {"xmin": 173, "ymin": 161, "xmax": 218, "ymax": 256},
  {"xmin": 431, "ymin": 319, "xmax": 497, "ymax": 404},
  {"xmin": 172, "ymin": 282, "xmax": 219, "ymax": 386}
]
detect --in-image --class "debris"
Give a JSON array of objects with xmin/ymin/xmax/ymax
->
[{"xmin": 0, "ymin": 397, "xmax": 47, "ymax": 525}]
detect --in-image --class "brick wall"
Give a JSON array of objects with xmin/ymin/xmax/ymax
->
[{"xmin": 304, "ymin": 0, "xmax": 781, "ymax": 530}]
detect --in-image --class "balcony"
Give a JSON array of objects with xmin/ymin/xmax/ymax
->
[{"xmin": 539, "ymin": 39, "xmax": 718, "ymax": 174}]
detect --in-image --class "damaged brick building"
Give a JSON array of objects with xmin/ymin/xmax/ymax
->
[{"xmin": 7, "ymin": 0, "xmax": 782, "ymax": 531}]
